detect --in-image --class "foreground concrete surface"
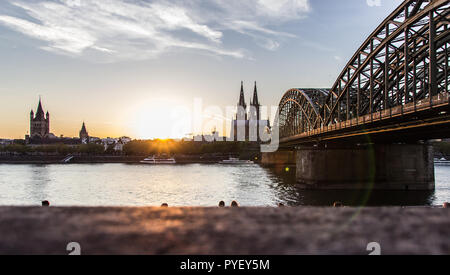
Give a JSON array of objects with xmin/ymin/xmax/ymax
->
[{"xmin": 0, "ymin": 207, "xmax": 449, "ymax": 255}]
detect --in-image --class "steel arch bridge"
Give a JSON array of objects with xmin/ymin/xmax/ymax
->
[{"xmin": 277, "ymin": 0, "xmax": 450, "ymax": 145}]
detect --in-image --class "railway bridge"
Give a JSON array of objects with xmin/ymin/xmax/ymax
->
[{"xmin": 263, "ymin": 0, "xmax": 450, "ymax": 190}]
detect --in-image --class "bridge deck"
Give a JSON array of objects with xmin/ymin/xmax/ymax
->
[{"xmin": 281, "ymin": 93, "xmax": 450, "ymax": 145}]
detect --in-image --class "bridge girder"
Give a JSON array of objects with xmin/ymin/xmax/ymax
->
[
  {"xmin": 278, "ymin": 89, "xmax": 329, "ymax": 138},
  {"xmin": 277, "ymin": 0, "xmax": 450, "ymax": 142}
]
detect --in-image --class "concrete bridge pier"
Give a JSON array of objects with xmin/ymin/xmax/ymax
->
[
  {"xmin": 261, "ymin": 150, "xmax": 296, "ymax": 167},
  {"xmin": 295, "ymin": 144, "xmax": 435, "ymax": 190}
]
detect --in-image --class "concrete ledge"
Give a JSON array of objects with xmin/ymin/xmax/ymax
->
[{"xmin": 0, "ymin": 207, "xmax": 449, "ymax": 255}]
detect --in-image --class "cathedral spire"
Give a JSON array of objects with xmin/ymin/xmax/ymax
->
[
  {"xmin": 238, "ymin": 81, "xmax": 246, "ymax": 108},
  {"xmin": 252, "ymin": 81, "xmax": 260, "ymax": 107}
]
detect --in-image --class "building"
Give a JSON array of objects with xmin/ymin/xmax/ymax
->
[
  {"xmin": 192, "ymin": 129, "xmax": 227, "ymax": 143},
  {"xmin": 230, "ymin": 82, "xmax": 270, "ymax": 142},
  {"xmin": 79, "ymin": 122, "xmax": 89, "ymax": 144},
  {"xmin": 27, "ymin": 98, "xmax": 90, "ymax": 145},
  {"xmin": 30, "ymin": 98, "xmax": 50, "ymax": 139},
  {"xmin": 100, "ymin": 137, "xmax": 132, "ymax": 152},
  {"xmin": 0, "ymin": 139, "xmax": 14, "ymax": 146}
]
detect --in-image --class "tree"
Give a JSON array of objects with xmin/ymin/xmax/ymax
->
[
  {"xmin": 78, "ymin": 144, "xmax": 105, "ymax": 155},
  {"xmin": 3, "ymin": 144, "xmax": 28, "ymax": 154}
]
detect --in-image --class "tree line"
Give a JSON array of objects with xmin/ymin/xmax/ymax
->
[
  {"xmin": 122, "ymin": 140, "xmax": 252, "ymax": 156},
  {"xmin": 0, "ymin": 140, "xmax": 255, "ymax": 156},
  {"xmin": 0, "ymin": 144, "xmax": 105, "ymax": 155},
  {"xmin": 3, "ymin": 140, "xmax": 450, "ymax": 157}
]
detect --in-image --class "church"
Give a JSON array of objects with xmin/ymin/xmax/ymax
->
[
  {"xmin": 29, "ymin": 98, "xmax": 50, "ymax": 140},
  {"xmin": 230, "ymin": 82, "xmax": 270, "ymax": 142},
  {"xmin": 27, "ymin": 98, "xmax": 89, "ymax": 144}
]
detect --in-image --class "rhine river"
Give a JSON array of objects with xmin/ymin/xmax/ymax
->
[{"xmin": 0, "ymin": 164, "xmax": 449, "ymax": 207}]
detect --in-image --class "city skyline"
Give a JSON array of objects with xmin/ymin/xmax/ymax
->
[
  {"xmin": 0, "ymin": 0, "xmax": 403, "ymax": 139},
  {"xmin": 0, "ymin": 0, "xmax": 449, "ymax": 257}
]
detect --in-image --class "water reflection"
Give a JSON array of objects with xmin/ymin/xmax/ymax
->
[
  {"xmin": 265, "ymin": 166, "xmax": 436, "ymax": 206},
  {"xmin": 0, "ymin": 164, "xmax": 446, "ymax": 207},
  {"xmin": 28, "ymin": 165, "xmax": 51, "ymax": 203}
]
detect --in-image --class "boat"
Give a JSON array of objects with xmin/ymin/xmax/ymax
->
[
  {"xmin": 434, "ymin": 158, "xmax": 450, "ymax": 166},
  {"xmin": 140, "ymin": 155, "xmax": 177, "ymax": 165},
  {"xmin": 219, "ymin": 157, "xmax": 254, "ymax": 165}
]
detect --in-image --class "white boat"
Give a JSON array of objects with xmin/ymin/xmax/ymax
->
[
  {"xmin": 435, "ymin": 158, "xmax": 450, "ymax": 166},
  {"xmin": 219, "ymin": 157, "xmax": 254, "ymax": 165},
  {"xmin": 140, "ymin": 156, "xmax": 177, "ymax": 164}
]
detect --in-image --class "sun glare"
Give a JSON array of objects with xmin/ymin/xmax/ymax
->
[{"xmin": 129, "ymin": 98, "xmax": 192, "ymax": 140}]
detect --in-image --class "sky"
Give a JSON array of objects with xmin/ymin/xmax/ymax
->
[{"xmin": 0, "ymin": 0, "xmax": 404, "ymax": 139}]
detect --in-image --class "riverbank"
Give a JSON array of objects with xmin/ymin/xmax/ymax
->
[
  {"xmin": 0, "ymin": 155, "xmax": 233, "ymax": 164},
  {"xmin": 0, "ymin": 206, "xmax": 448, "ymax": 255},
  {"xmin": 0, "ymin": 155, "xmax": 142, "ymax": 164}
]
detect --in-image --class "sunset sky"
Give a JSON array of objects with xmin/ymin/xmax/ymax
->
[{"xmin": 0, "ymin": 0, "xmax": 403, "ymax": 139}]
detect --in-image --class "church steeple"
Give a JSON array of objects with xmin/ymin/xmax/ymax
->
[
  {"xmin": 236, "ymin": 81, "xmax": 247, "ymax": 121},
  {"xmin": 238, "ymin": 81, "xmax": 247, "ymax": 108},
  {"xmin": 81, "ymin": 122, "xmax": 87, "ymax": 132},
  {"xmin": 79, "ymin": 121, "xmax": 89, "ymax": 143},
  {"xmin": 252, "ymin": 81, "xmax": 260, "ymax": 107},
  {"xmin": 35, "ymin": 97, "xmax": 45, "ymax": 120}
]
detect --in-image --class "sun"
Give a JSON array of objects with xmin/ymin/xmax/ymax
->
[{"xmin": 129, "ymin": 98, "xmax": 192, "ymax": 140}]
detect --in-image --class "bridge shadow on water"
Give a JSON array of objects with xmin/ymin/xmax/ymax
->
[{"xmin": 264, "ymin": 166, "xmax": 436, "ymax": 207}]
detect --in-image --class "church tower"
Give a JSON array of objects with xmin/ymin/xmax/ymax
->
[
  {"xmin": 236, "ymin": 81, "xmax": 247, "ymax": 121},
  {"xmin": 79, "ymin": 122, "xmax": 89, "ymax": 144},
  {"xmin": 230, "ymin": 81, "xmax": 270, "ymax": 142},
  {"xmin": 232, "ymin": 81, "xmax": 249, "ymax": 141},
  {"xmin": 30, "ymin": 98, "xmax": 50, "ymax": 139},
  {"xmin": 249, "ymin": 82, "xmax": 261, "ymax": 122}
]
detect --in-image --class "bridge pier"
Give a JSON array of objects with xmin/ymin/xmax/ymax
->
[
  {"xmin": 295, "ymin": 144, "xmax": 435, "ymax": 190},
  {"xmin": 261, "ymin": 151, "xmax": 296, "ymax": 167}
]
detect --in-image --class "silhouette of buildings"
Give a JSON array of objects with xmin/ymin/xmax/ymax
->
[
  {"xmin": 191, "ymin": 129, "xmax": 227, "ymax": 143},
  {"xmin": 26, "ymin": 98, "xmax": 86, "ymax": 145},
  {"xmin": 230, "ymin": 82, "xmax": 270, "ymax": 142}
]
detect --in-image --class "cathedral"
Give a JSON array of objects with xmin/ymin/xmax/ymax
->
[
  {"xmin": 230, "ymin": 82, "xmax": 270, "ymax": 142},
  {"xmin": 30, "ymin": 98, "xmax": 50, "ymax": 139}
]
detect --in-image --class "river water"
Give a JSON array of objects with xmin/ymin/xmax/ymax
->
[{"xmin": 0, "ymin": 164, "xmax": 448, "ymax": 207}]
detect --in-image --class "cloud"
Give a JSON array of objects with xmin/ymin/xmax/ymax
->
[
  {"xmin": 0, "ymin": 0, "xmax": 310, "ymax": 61},
  {"xmin": 222, "ymin": 20, "xmax": 296, "ymax": 51},
  {"xmin": 366, "ymin": 0, "xmax": 382, "ymax": 7}
]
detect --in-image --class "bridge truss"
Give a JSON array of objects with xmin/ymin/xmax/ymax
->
[{"xmin": 278, "ymin": 0, "xmax": 450, "ymax": 142}]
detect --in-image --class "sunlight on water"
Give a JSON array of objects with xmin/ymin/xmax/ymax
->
[{"xmin": 0, "ymin": 164, "xmax": 448, "ymax": 207}]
